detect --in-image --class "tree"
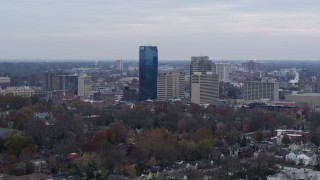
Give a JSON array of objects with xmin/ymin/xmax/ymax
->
[
  {"xmin": 75, "ymin": 153, "xmax": 108, "ymax": 179},
  {"xmin": 110, "ymin": 123, "xmax": 127, "ymax": 143},
  {"xmin": 191, "ymin": 127, "xmax": 214, "ymax": 144},
  {"xmin": 255, "ymin": 130, "xmax": 264, "ymax": 142},
  {"xmin": 124, "ymin": 164, "xmax": 136, "ymax": 178},
  {"xmin": 240, "ymin": 135, "xmax": 247, "ymax": 147},
  {"xmin": 198, "ymin": 140, "xmax": 213, "ymax": 159},
  {"xmin": 4, "ymin": 134, "xmax": 36, "ymax": 157},
  {"xmin": 176, "ymin": 140, "xmax": 199, "ymax": 161},
  {"xmin": 132, "ymin": 128, "xmax": 177, "ymax": 166}
]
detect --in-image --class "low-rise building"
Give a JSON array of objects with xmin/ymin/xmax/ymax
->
[
  {"xmin": 286, "ymin": 92, "xmax": 320, "ymax": 110},
  {"xmin": 0, "ymin": 86, "xmax": 35, "ymax": 97}
]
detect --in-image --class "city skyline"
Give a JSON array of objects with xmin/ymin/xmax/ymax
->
[{"xmin": 1, "ymin": 0, "xmax": 320, "ymax": 60}]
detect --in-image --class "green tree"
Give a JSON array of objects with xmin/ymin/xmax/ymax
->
[
  {"xmin": 198, "ymin": 140, "xmax": 213, "ymax": 159},
  {"xmin": 75, "ymin": 153, "xmax": 108, "ymax": 179},
  {"xmin": 255, "ymin": 130, "xmax": 264, "ymax": 142},
  {"xmin": 240, "ymin": 135, "xmax": 247, "ymax": 147},
  {"xmin": 4, "ymin": 134, "xmax": 36, "ymax": 157}
]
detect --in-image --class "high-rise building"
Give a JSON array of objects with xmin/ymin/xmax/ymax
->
[
  {"xmin": 215, "ymin": 62, "xmax": 231, "ymax": 82},
  {"xmin": 190, "ymin": 56, "xmax": 218, "ymax": 103},
  {"xmin": 139, "ymin": 46, "xmax": 158, "ymax": 100},
  {"xmin": 78, "ymin": 74, "xmax": 92, "ymax": 99},
  {"xmin": 242, "ymin": 60, "xmax": 260, "ymax": 72},
  {"xmin": 190, "ymin": 56, "xmax": 216, "ymax": 75},
  {"xmin": 243, "ymin": 78, "xmax": 279, "ymax": 101},
  {"xmin": 191, "ymin": 72, "xmax": 219, "ymax": 104},
  {"xmin": 116, "ymin": 60, "xmax": 124, "ymax": 71},
  {"xmin": 157, "ymin": 71, "xmax": 185, "ymax": 101}
]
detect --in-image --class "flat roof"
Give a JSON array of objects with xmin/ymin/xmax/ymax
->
[{"xmin": 288, "ymin": 93, "xmax": 320, "ymax": 97}]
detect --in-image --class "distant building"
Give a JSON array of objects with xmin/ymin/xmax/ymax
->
[
  {"xmin": 190, "ymin": 56, "xmax": 216, "ymax": 75},
  {"xmin": 92, "ymin": 92, "xmax": 115, "ymax": 106},
  {"xmin": 215, "ymin": 62, "xmax": 231, "ymax": 82},
  {"xmin": 78, "ymin": 74, "xmax": 92, "ymax": 99},
  {"xmin": 190, "ymin": 56, "xmax": 217, "ymax": 102},
  {"xmin": 42, "ymin": 71, "xmax": 64, "ymax": 90},
  {"xmin": 0, "ymin": 86, "xmax": 35, "ymax": 97},
  {"xmin": 191, "ymin": 72, "xmax": 219, "ymax": 104},
  {"xmin": 139, "ymin": 46, "xmax": 158, "ymax": 101},
  {"xmin": 0, "ymin": 77, "xmax": 10, "ymax": 89},
  {"xmin": 243, "ymin": 78, "xmax": 279, "ymax": 101},
  {"xmin": 42, "ymin": 71, "xmax": 78, "ymax": 94},
  {"xmin": 157, "ymin": 71, "xmax": 185, "ymax": 101},
  {"xmin": 123, "ymin": 87, "xmax": 138, "ymax": 101},
  {"xmin": 116, "ymin": 59, "xmax": 124, "ymax": 71},
  {"xmin": 52, "ymin": 89, "xmax": 75, "ymax": 101},
  {"xmin": 34, "ymin": 89, "xmax": 52, "ymax": 100},
  {"xmin": 286, "ymin": 92, "xmax": 320, "ymax": 110},
  {"xmin": 242, "ymin": 60, "xmax": 259, "ymax": 72}
]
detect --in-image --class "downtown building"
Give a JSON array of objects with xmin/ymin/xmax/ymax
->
[
  {"xmin": 0, "ymin": 77, "xmax": 10, "ymax": 89},
  {"xmin": 116, "ymin": 59, "xmax": 124, "ymax": 71},
  {"xmin": 42, "ymin": 71, "xmax": 78, "ymax": 95},
  {"xmin": 243, "ymin": 78, "xmax": 279, "ymax": 101},
  {"xmin": 215, "ymin": 62, "xmax": 231, "ymax": 82},
  {"xmin": 78, "ymin": 74, "xmax": 92, "ymax": 100},
  {"xmin": 139, "ymin": 46, "xmax": 158, "ymax": 101},
  {"xmin": 190, "ymin": 56, "xmax": 219, "ymax": 104},
  {"xmin": 0, "ymin": 86, "xmax": 35, "ymax": 97},
  {"xmin": 157, "ymin": 71, "xmax": 185, "ymax": 101},
  {"xmin": 242, "ymin": 60, "xmax": 260, "ymax": 72}
]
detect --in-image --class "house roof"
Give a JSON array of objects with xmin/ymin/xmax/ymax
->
[{"xmin": 0, "ymin": 128, "xmax": 18, "ymax": 139}]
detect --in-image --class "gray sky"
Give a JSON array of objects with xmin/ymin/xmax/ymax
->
[{"xmin": 1, "ymin": 0, "xmax": 320, "ymax": 60}]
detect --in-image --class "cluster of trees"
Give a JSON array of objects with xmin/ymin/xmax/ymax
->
[{"xmin": 0, "ymin": 94, "xmax": 316, "ymax": 178}]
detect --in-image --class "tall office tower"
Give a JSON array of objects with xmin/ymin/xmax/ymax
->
[
  {"xmin": 116, "ymin": 59, "xmax": 124, "ymax": 71},
  {"xmin": 157, "ymin": 71, "xmax": 185, "ymax": 101},
  {"xmin": 190, "ymin": 56, "xmax": 216, "ymax": 75},
  {"xmin": 242, "ymin": 60, "xmax": 260, "ymax": 72},
  {"xmin": 78, "ymin": 74, "xmax": 92, "ymax": 99},
  {"xmin": 190, "ymin": 56, "xmax": 217, "ymax": 102},
  {"xmin": 139, "ymin": 46, "xmax": 158, "ymax": 100},
  {"xmin": 191, "ymin": 72, "xmax": 219, "ymax": 104},
  {"xmin": 243, "ymin": 78, "xmax": 279, "ymax": 101},
  {"xmin": 215, "ymin": 62, "xmax": 231, "ymax": 82}
]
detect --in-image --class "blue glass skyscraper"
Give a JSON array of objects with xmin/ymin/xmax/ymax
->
[{"xmin": 139, "ymin": 46, "xmax": 158, "ymax": 101}]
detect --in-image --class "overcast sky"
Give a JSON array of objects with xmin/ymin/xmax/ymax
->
[{"xmin": 1, "ymin": 0, "xmax": 320, "ymax": 60}]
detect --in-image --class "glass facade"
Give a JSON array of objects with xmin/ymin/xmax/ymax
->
[{"xmin": 139, "ymin": 46, "xmax": 158, "ymax": 100}]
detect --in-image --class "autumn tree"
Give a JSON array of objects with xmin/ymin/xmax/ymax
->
[
  {"xmin": 14, "ymin": 107, "xmax": 33, "ymax": 130},
  {"xmin": 191, "ymin": 127, "xmax": 214, "ymax": 144},
  {"xmin": 132, "ymin": 128, "xmax": 177, "ymax": 166}
]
